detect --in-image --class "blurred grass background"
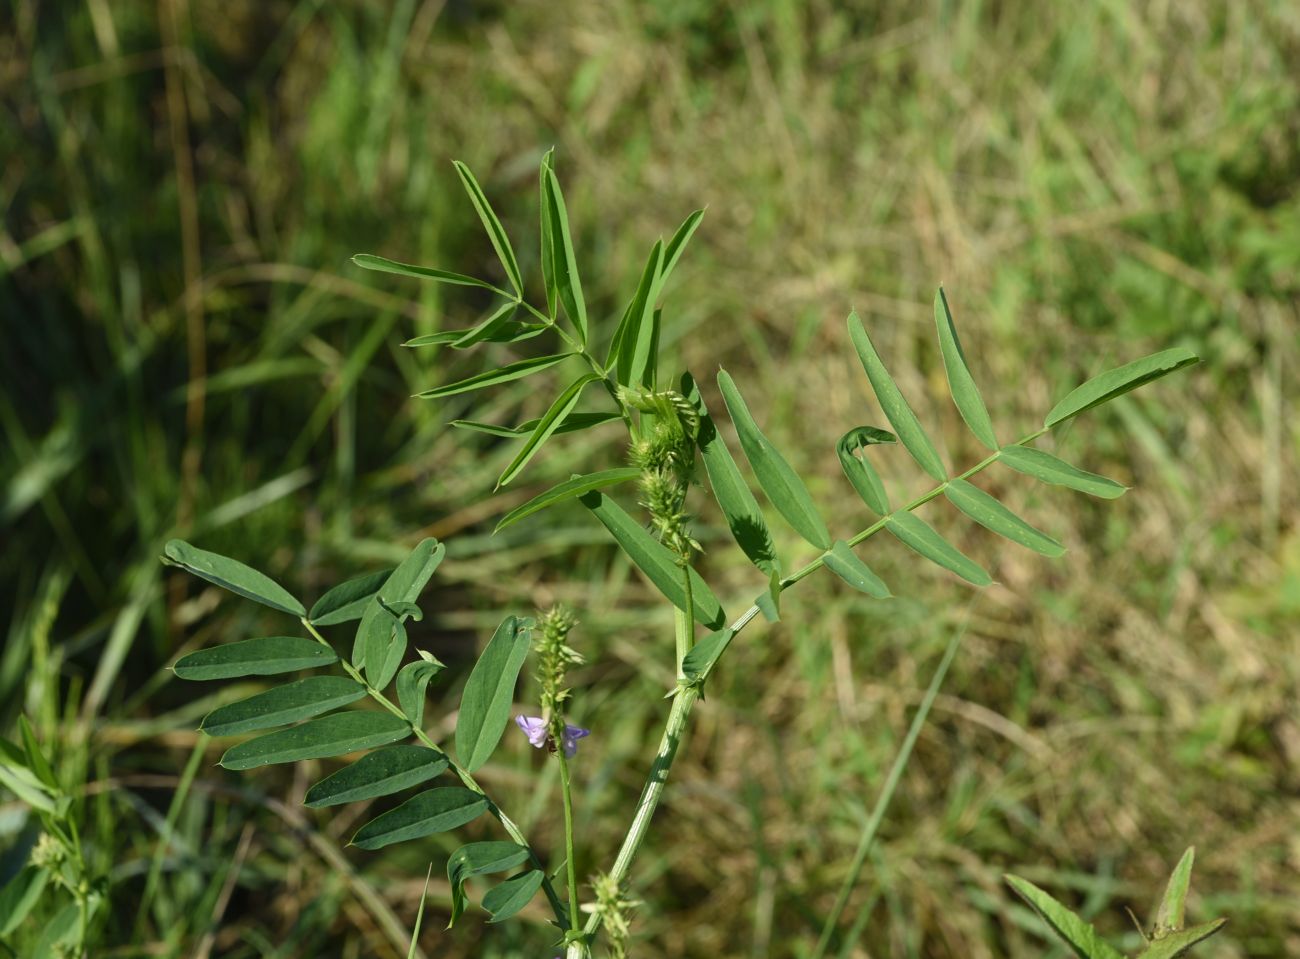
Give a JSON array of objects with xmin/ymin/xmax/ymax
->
[{"xmin": 2, "ymin": 1, "xmax": 1298, "ymax": 956}]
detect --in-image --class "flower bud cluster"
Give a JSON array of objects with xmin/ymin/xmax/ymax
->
[
  {"xmin": 536, "ymin": 606, "xmax": 583, "ymax": 724},
  {"xmin": 582, "ymin": 872, "xmax": 639, "ymax": 959},
  {"xmin": 620, "ymin": 387, "xmax": 701, "ymax": 560}
]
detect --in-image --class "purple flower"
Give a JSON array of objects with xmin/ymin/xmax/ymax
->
[{"xmin": 515, "ymin": 715, "xmax": 591, "ymax": 757}]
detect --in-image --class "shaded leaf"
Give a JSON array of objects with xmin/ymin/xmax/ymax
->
[
  {"xmin": 0, "ymin": 739, "xmax": 55, "ymax": 811},
  {"xmin": 483, "ymin": 870, "xmax": 545, "ymax": 923},
  {"xmin": 201, "ymin": 676, "xmax": 366, "ymax": 737},
  {"xmin": 944, "ymin": 479, "xmax": 1065, "ymax": 557},
  {"xmin": 18, "ymin": 716, "xmax": 57, "ymax": 791},
  {"xmin": 539, "ymin": 149, "xmax": 558, "ymax": 317},
  {"xmin": 163, "ymin": 540, "xmax": 304, "ymax": 616},
  {"xmin": 351, "ymin": 787, "xmax": 488, "ymax": 851},
  {"xmin": 495, "ymin": 468, "xmax": 641, "ymax": 532},
  {"xmin": 681, "ymin": 628, "xmax": 735, "ymax": 685},
  {"xmin": 309, "ymin": 568, "xmax": 394, "ymax": 626},
  {"xmin": 1005, "ymin": 875, "xmax": 1126, "ymax": 959},
  {"xmin": 305, "ymin": 744, "xmax": 448, "ymax": 808},
  {"xmin": 885, "ymin": 512, "xmax": 991, "ymax": 586},
  {"xmin": 837, "ymin": 426, "xmax": 895, "ymax": 515},
  {"xmin": 449, "ymin": 302, "xmax": 519, "ymax": 349},
  {"xmin": 543, "ymin": 167, "xmax": 587, "ymax": 344},
  {"xmin": 1046, "ymin": 348, "xmax": 1199, "ymax": 427},
  {"xmin": 580, "ymin": 490, "xmax": 727, "ymax": 629},
  {"xmin": 0, "ymin": 866, "xmax": 48, "ymax": 936},
  {"xmin": 452, "ymin": 410, "xmax": 621, "ymax": 439},
  {"xmin": 219, "ymin": 711, "xmax": 411, "ymax": 770},
  {"xmin": 847, "ymin": 312, "xmax": 947, "ymax": 481},
  {"xmin": 455, "ymin": 616, "xmax": 532, "ymax": 772},
  {"xmin": 998, "ymin": 446, "xmax": 1127, "ymax": 499},
  {"xmin": 354, "ymin": 537, "xmax": 444, "ymax": 680},
  {"xmin": 934, "ymin": 288, "xmax": 998, "ymax": 450},
  {"xmin": 173, "ymin": 636, "xmax": 337, "ymax": 681},
  {"xmin": 417, "ymin": 353, "xmax": 574, "ymax": 400},
  {"xmin": 822, "ymin": 541, "xmax": 891, "ymax": 598},
  {"xmin": 497, "ymin": 373, "xmax": 600, "ymax": 488},
  {"xmin": 453, "ymin": 160, "xmax": 524, "ymax": 296},
  {"xmin": 448, "ymin": 842, "xmax": 531, "ymax": 927},
  {"xmin": 397, "ymin": 655, "xmax": 445, "ymax": 728},
  {"xmin": 402, "ymin": 322, "xmax": 546, "ymax": 348},
  {"xmin": 351, "ymin": 253, "xmax": 499, "ymax": 292},
  {"xmin": 717, "ymin": 370, "xmax": 831, "ymax": 550}
]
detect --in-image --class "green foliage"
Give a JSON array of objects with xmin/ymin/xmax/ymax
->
[
  {"xmin": 162, "ymin": 540, "xmax": 305, "ymax": 616},
  {"xmin": 172, "ymin": 636, "xmax": 337, "ymax": 680},
  {"xmin": 454, "ymin": 616, "xmax": 534, "ymax": 773},
  {"xmin": 351, "ymin": 788, "xmax": 490, "ymax": 851},
  {"xmin": 304, "ymin": 746, "xmax": 449, "ymax": 808},
  {"xmin": 218, "ymin": 711, "xmax": 411, "ymax": 770},
  {"xmin": 199, "ymin": 676, "xmax": 366, "ymax": 737}
]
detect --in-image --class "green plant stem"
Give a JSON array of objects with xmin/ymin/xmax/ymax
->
[
  {"xmin": 579, "ymin": 428, "xmax": 1050, "ymax": 948},
  {"xmin": 674, "ymin": 561, "xmax": 696, "ymax": 680},
  {"xmin": 808, "ymin": 604, "xmax": 972, "ymax": 959},
  {"xmin": 557, "ymin": 746, "xmax": 581, "ymax": 933},
  {"xmin": 299, "ymin": 618, "xmax": 568, "ymax": 925}
]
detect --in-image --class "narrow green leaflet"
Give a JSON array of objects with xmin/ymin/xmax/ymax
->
[
  {"xmin": 304, "ymin": 745, "xmax": 448, "ymax": 808},
  {"xmin": 934, "ymin": 288, "xmax": 998, "ymax": 450},
  {"xmin": 417, "ymin": 353, "xmax": 574, "ymax": 399},
  {"xmin": 397, "ymin": 654, "xmax": 445, "ymax": 728},
  {"xmin": 543, "ymin": 167, "xmax": 588, "ymax": 344},
  {"xmin": 717, "ymin": 370, "xmax": 832, "ymax": 550},
  {"xmin": 685, "ymin": 374, "xmax": 780, "ymax": 578},
  {"xmin": 455, "ymin": 616, "xmax": 532, "ymax": 772},
  {"xmin": 944, "ymin": 479, "xmax": 1065, "ymax": 557},
  {"xmin": 997, "ymin": 446, "xmax": 1127, "ymax": 499},
  {"xmin": 452, "ymin": 411, "xmax": 621, "ymax": 439},
  {"xmin": 1140, "ymin": 920, "xmax": 1228, "ymax": 959},
  {"xmin": 580, "ymin": 490, "xmax": 727, "ymax": 629},
  {"xmin": 495, "ymin": 468, "xmax": 641, "ymax": 532},
  {"xmin": 0, "ymin": 867, "xmax": 48, "ymax": 936},
  {"xmin": 408, "ymin": 866, "xmax": 432, "ymax": 959},
  {"xmin": 19, "ymin": 716, "xmax": 57, "ymax": 790},
  {"xmin": 836, "ymin": 426, "xmax": 895, "ymax": 516},
  {"xmin": 173, "ymin": 636, "xmax": 337, "ymax": 680},
  {"xmin": 1154, "ymin": 848, "xmax": 1196, "ymax": 935},
  {"xmin": 539, "ymin": 149, "xmax": 559, "ymax": 317},
  {"xmin": 1005, "ymin": 876, "xmax": 1126, "ymax": 959},
  {"xmin": 201, "ymin": 676, "xmax": 366, "ymax": 737},
  {"xmin": 483, "ymin": 870, "xmax": 545, "ymax": 923},
  {"xmin": 351, "ymin": 253, "xmax": 499, "ymax": 292},
  {"xmin": 163, "ymin": 540, "xmax": 304, "ymax": 616},
  {"xmin": 847, "ymin": 312, "xmax": 947, "ymax": 481},
  {"xmin": 0, "ymin": 739, "xmax": 56, "ymax": 812},
  {"xmin": 822, "ymin": 541, "xmax": 891, "ymax": 599},
  {"xmin": 661, "ymin": 208, "xmax": 705, "ymax": 285},
  {"xmin": 885, "ymin": 511, "xmax": 991, "ymax": 586},
  {"xmin": 497, "ymin": 373, "xmax": 600, "ymax": 488},
  {"xmin": 403, "ymin": 323, "xmax": 546, "ymax": 348},
  {"xmin": 219, "ymin": 710, "xmax": 411, "ymax": 770},
  {"xmin": 450, "ymin": 302, "xmax": 520, "ymax": 349},
  {"xmin": 452, "ymin": 160, "xmax": 524, "ymax": 296},
  {"xmin": 681, "ymin": 628, "xmax": 735, "ymax": 685},
  {"xmin": 447, "ymin": 842, "xmax": 531, "ymax": 927},
  {"xmin": 608, "ymin": 241, "xmax": 663, "ymax": 387},
  {"xmin": 309, "ymin": 568, "xmax": 394, "ymax": 626},
  {"xmin": 351, "ymin": 787, "xmax": 488, "ymax": 851},
  {"xmin": 1045, "ymin": 348, "xmax": 1199, "ymax": 427},
  {"xmin": 353, "ymin": 537, "xmax": 444, "ymax": 679}
]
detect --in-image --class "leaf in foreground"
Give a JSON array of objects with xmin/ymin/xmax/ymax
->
[
  {"xmin": 1045, "ymin": 348, "xmax": 1199, "ymax": 427},
  {"xmin": 944, "ymin": 479, "xmax": 1064, "ymax": 557},
  {"xmin": 483, "ymin": 870, "xmax": 545, "ymax": 923},
  {"xmin": 219, "ymin": 711, "xmax": 410, "ymax": 770},
  {"xmin": 447, "ymin": 841, "xmax": 531, "ymax": 927},
  {"xmin": 495, "ymin": 468, "xmax": 642, "ymax": 532},
  {"xmin": 997, "ymin": 446, "xmax": 1127, "ymax": 499},
  {"xmin": 309, "ymin": 568, "xmax": 394, "ymax": 626},
  {"xmin": 351, "ymin": 787, "xmax": 489, "ymax": 851},
  {"xmin": 497, "ymin": 373, "xmax": 600, "ymax": 487},
  {"xmin": 933, "ymin": 287, "xmax": 998, "ymax": 450},
  {"xmin": 455, "ymin": 616, "xmax": 532, "ymax": 772},
  {"xmin": 200, "ymin": 676, "xmax": 366, "ymax": 737},
  {"xmin": 173, "ymin": 636, "xmax": 337, "ymax": 681},
  {"xmin": 163, "ymin": 540, "xmax": 305, "ymax": 616},
  {"xmin": 305, "ymin": 745, "xmax": 449, "ymax": 808},
  {"xmin": 822, "ymin": 541, "xmax": 891, "ymax": 598},
  {"xmin": 416, "ymin": 353, "xmax": 574, "ymax": 399},
  {"xmin": 885, "ymin": 512, "xmax": 991, "ymax": 586},
  {"xmin": 1005, "ymin": 875, "xmax": 1126, "ymax": 959}
]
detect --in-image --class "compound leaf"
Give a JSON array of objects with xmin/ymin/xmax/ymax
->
[
  {"xmin": 934, "ymin": 288, "xmax": 998, "ymax": 450},
  {"xmin": 455, "ymin": 616, "xmax": 532, "ymax": 772},
  {"xmin": 351, "ymin": 787, "xmax": 488, "ymax": 851},
  {"xmin": 354, "ymin": 538, "xmax": 444, "ymax": 681},
  {"xmin": 944, "ymin": 479, "xmax": 1064, "ymax": 557},
  {"xmin": 305, "ymin": 744, "xmax": 449, "ymax": 808},
  {"xmin": 998, "ymin": 446, "xmax": 1127, "ymax": 499},
  {"xmin": 1046, "ymin": 348, "xmax": 1199, "ymax": 427},
  {"xmin": 173, "ymin": 636, "xmax": 337, "ymax": 680},
  {"xmin": 219, "ymin": 711, "xmax": 411, "ymax": 770},
  {"xmin": 200, "ymin": 676, "xmax": 366, "ymax": 737},
  {"xmin": 885, "ymin": 511, "xmax": 991, "ymax": 586},
  {"xmin": 163, "ymin": 540, "xmax": 304, "ymax": 616}
]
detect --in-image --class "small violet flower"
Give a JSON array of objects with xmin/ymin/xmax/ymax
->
[{"xmin": 515, "ymin": 715, "xmax": 590, "ymax": 757}]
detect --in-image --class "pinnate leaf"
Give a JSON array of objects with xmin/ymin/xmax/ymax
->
[
  {"xmin": 447, "ymin": 842, "xmax": 531, "ymax": 927},
  {"xmin": 351, "ymin": 787, "xmax": 488, "ymax": 851},
  {"xmin": 200, "ymin": 676, "xmax": 365, "ymax": 737},
  {"xmin": 305, "ymin": 744, "xmax": 448, "ymax": 808},
  {"xmin": 497, "ymin": 373, "xmax": 600, "ymax": 488},
  {"xmin": 495, "ymin": 468, "xmax": 641, "ymax": 532},
  {"xmin": 998, "ymin": 446, "xmax": 1126, "ymax": 499},
  {"xmin": 934, "ymin": 288, "xmax": 998, "ymax": 450},
  {"xmin": 944, "ymin": 479, "xmax": 1064, "ymax": 557},
  {"xmin": 1005, "ymin": 875, "xmax": 1125, "ymax": 959},
  {"xmin": 455, "ymin": 616, "xmax": 532, "ymax": 772},
  {"xmin": 163, "ymin": 540, "xmax": 304, "ymax": 616},
  {"xmin": 173, "ymin": 636, "xmax": 337, "ymax": 680},
  {"xmin": 885, "ymin": 512, "xmax": 991, "ymax": 586},
  {"xmin": 1046, "ymin": 348, "xmax": 1199, "ymax": 427},
  {"xmin": 219, "ymin": 711, "xmax": 411, "ymax": 770},
  {"xmin": 353, "ymin": 537, "xmax": 444, "ymax": 679}
]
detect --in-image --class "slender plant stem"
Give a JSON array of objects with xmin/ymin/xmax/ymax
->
[
  {"xmin": 808, "ymin": 602, "xmax": 973, "ymax": 959},
  {"xmin": 557, "ymin": 748, "xmax": 581, "ymax": 933},
  {"xmin": 299, "ymin": 618, "xmax": 568, "ymax": 924},
  {"xmin": 674, "ymin": 562, "xmax": 696, "ymax": 680}
]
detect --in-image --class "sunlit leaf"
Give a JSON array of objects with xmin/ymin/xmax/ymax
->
[
  {"xmin": 416, "ymin": 353, "xmax": 574, "ymax": 399},
  {"xmin": 836, "ymin": 426, "xmax": 895, "ymax": 516},
  {"xmin": 495, "ymin": 468, "xmax": 641, "ymax": 532},
  {"xmin": 717, "ymin": 370, "xmax": 831, "ymax": 550},
  {"xmin": 661, "ymin": 209, "xmax": 705, "ymax": 285},
  {"xmin": 200, "ymin": 676, "xmax": 366, "ymax": 737},
  {"xmin": 847, "ymin": 312, "xmax": 947, "ymax": 481},
  {"xmin": 885, "ymin": 512, "xmax": 991, "ymax": 586},
  {"xmin": 822, "ymin": 541, "xmax": 891, "ymax": 598},
  {"xmin": 998, "ymin": 446, "xmax": 1127, "ymax": 499},
  {"xmin": 309, "ymin": 568, "xmax": 394, "ymax": 626},
  {"xmin": 608, "ymin": 241, "xmax": 663, "ymax": 387},
  {"xmin": 304, "ymin": 744, "xmax": 449, "ymax": 808},
  {"xmin": 681, "ymin": 628, "xmax": 735, "ymax": 684},
  {"xmin": 1005, "ymin": 875, "xmax": 1126, "ymax": 959},
  {"xmin": 455, "ymin": 616, "xmax": 532, "ymax": 772},
  {"xmin": 1045, "ymin": 348, "xmax": 1199, "ymax": 427},
  {"xmin": 497, "ymin": 374, "xmax": 601, "ymax": 488},
  {"xmin": 934, "ymin": 288, "xmax": 998, "ymax": 450},
  {"xmin": 354, "ymin": 538, "xmax": 444, "ymax": 684},
  {"xmin": 944, "ymin": 479, "xmax": 1064, "ymax": 557},
  {"xmin": 543, "ymin": 167, "xmax": 588, "ymax": 344},
  {"xmin": 1154, "ymin": 847, "xmax": 1196, "ymax": 936},
  {"xmin": 173, "ymin": 636, "xmax": 337, "ymax": 680},
  {"xmin": 448, "ymin": 842, "xmax": 531, "ymax": 927},
  {"xmin": 453, "ymin": 160, "xmax": 524, "ymax": 296},
  {"xmin": 0, "ymin": 867, "xmax": 48, "ymax": 936},
  {"xmin": 163, "ymin": 540, "xmax": 304, "ymax": 616},
  {"xmin": 351, "ymin": 253, "xmax": 499, "ymax": 292},
  {"xmin": 351, "ymin": 787, "xmax": 488, "ymax": 851},
  {"xmin": 452, "ymin": 411, "xmax": 621, "ymax": 439},
  {"xmin": 1140, "ymin": 920, "xmax": 1228, "ymax": 959},
  {"xmin": 539, "ymin": 149, "xmax": 559, "ymax": 317},
  {"xmin": 219, "ymin": 711, "xmax": 411, "ymax": 770},
  {"xmin": 483, "ymin": 870, "xmax": 545, "ymax": 923}
]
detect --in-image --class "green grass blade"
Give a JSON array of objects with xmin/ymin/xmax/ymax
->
[
  {"xmin": 304, "ymin": 745, "xmax": 449, "ymax": 808},
  {"xmin": 452, "ymin": 160, "xmax": 524, "ymax": 296},
  {"xmin": 351, "ymin": 253, "xmax": 500, "ymax": 292},
  {"xmin": 416, "ymin": 353, "xmax": 574, "ymax": 399},
  {"xmin": 309, "ymin": 568, "xmax": 394, "ymax": 626},
  {"xmin": 163, "ymin": 539, "xmax": 305, "ymax": 616},
  {"xmin": 1046, "ymin": 348, "xmax": 1200, "ymax": 427},
  {"xmin": 836, "ymin": 426, "xmax": 895, "ymax": 515},
  {"xmin": 885, "ymin": 511, "xmax": 991, "ymax": 586},
  {"xmin": 944, "ymin": 479, "xmax": 1065, "ymax": 557},
  {"xmin": 351, "ymin": 787, "xmax": 489, "ymax": 851},
  {"xmin": 496, "ymin": 373, "xmax": 600, "ymax": 488},
  {"xmin": 847, "ymin": 312, "xmax": 947, "ymax": 481},
  {"xmin": 173, "ymin": 636, "xmax": 338, "ymax": 680},
  {"xmin": 543, "ymin": 167, "xmax": 588, "ymax": 344},
  {"xmin": 447, "ymin": 842, "xmax": 531, "ymax": 927},
  {"xmin": 998, "ymin": 446, "xmax": 1127, "ymax": 499},
  {"xmin": 455, "ymin": 616, "xmax": 532, "ymax": 772},
  {"xmin": 408, "ymin": 865, "xmax": 432, "ymax": 959},
  {"xmin": 495, "ymin": 468, "xmax": 641, "ymax": 532},
  {"xmin": 483, "ymin": 870, "xmax": 545, "ymax": 923},
  {"xmin": 822, "ymin": 541, "xmax": 891, "ymax": 598},
  {"xmin": 580, "ymin": 489, "xmax": 728, "ymax": 629},
  {"xmin": 200, "ymin": 676, "xmax": 366, "ymax": 737},
  {"xmin": 934, "ymin": 288, "xmax": 998, "ymax": 450},
  {"xmin": 219, "ymin": 711, "xmax": 411, "ymax": 770},
  {"xmin": 1004, "ymin": 875, "xmax": 1126, "ymax": 959},
  {"xmin": 717, "ymin": 369, "xmax": 832, "ymax": 550}
]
